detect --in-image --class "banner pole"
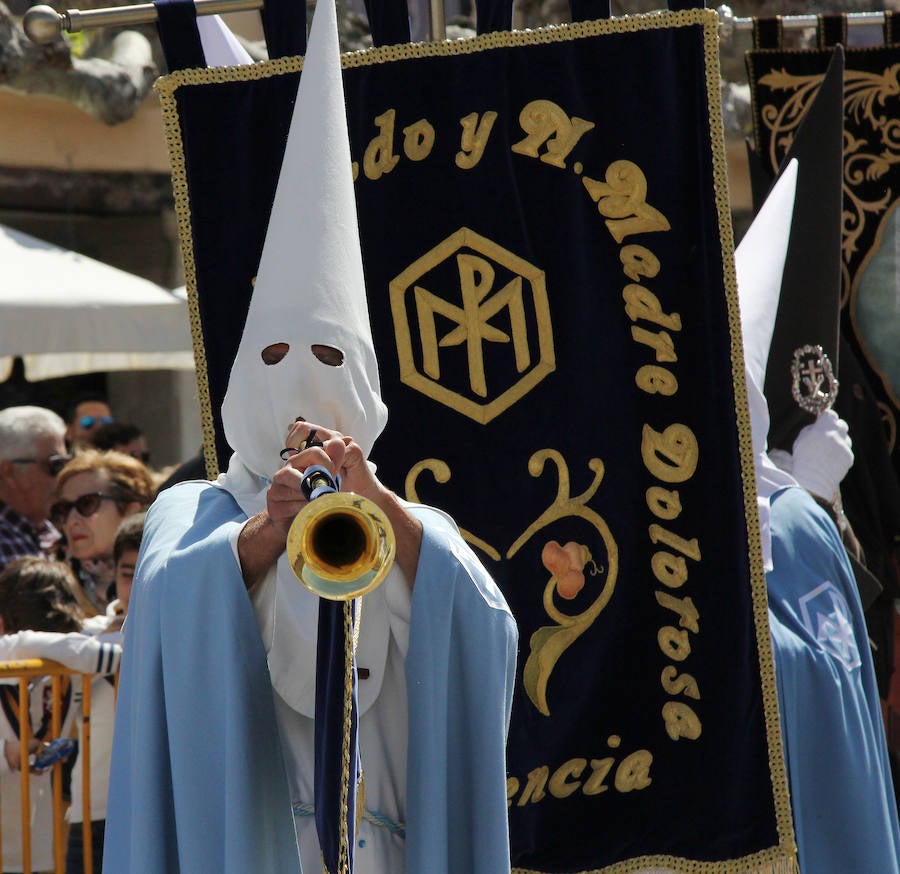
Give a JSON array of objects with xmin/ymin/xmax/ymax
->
[
  {"xmin": 23, "ymin": 0, "xmax": 261, "ymax": 44},
  {"xmin": 428, "ymin": 0, "xmax": 446, "ymax": 42}
]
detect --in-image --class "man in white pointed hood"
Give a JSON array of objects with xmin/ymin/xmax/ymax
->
[
  {"xmin": 103, "ymin": 3, "xmax": 517, "ymax": 872},
  {"xmin": 738, "ymin": 161, "xmax": 900, "ymax": 873}
]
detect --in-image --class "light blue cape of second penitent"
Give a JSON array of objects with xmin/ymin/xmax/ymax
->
[
  {"xmin": 767, "ymin": 486, "xmax": 900, "ymax": 874},
  {"xmin": 103, "ymin": 480, "xmax": 518, "ymax": 874}
]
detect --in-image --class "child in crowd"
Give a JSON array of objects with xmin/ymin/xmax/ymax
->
[
  {"xmin": 66, "ymin": 512, "xmax": 144, "ymax": 874},
  {"xmin": 0, "ymin": 558, "xmax": 121, "ymax": 874}
]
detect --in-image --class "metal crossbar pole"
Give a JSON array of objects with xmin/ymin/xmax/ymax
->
[
  {"xmin": 428, "ymin": 0, "xmax": 446, "ymax": 41},
  {"xmin": 22, "ymin": 1, "xmax": 894, "ymax": 45},
  {"xmin": 716, "ymin": 3, "xmax": 889, "ymax": 41},
  {"xmin": 24, "ymin": 0, "xmax": 261, "ymax": 44},
  {"xmin": 24, "ymin": 0, "xmax": 450, "ymax": 44}
]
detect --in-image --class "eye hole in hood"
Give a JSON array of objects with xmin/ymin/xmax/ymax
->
[
  {"xmin": 261, "ymin": 343, "xmax": 344, "ymax": 367},
  {"xmin": 261, "ymin": 343, "xmax": 290, "ymax": 365},
  {"xmin": 311, "ymin": 344, "xmax": 344, "ymax": 366}
]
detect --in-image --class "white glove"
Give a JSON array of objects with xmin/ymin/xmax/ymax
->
[{"xmin": 790, "ymin": 409, "xmax": 854, "ymax": 500}]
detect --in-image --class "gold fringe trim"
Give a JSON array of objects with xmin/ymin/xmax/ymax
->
[
  {"xmin": 156, "ymin": 9, "xmax": 722, "ymax": 92},
  {"xmin": 157, "ymin": 10, "xmax": 798, "ymax": 869},
  {"xmin": 338, "ymin": 600, "xmax": 354, "ymax": 874},
  {"xmin": 512, "ymin": 850, "xmax": 800, "ymax": 874},
  {"xmin": 704, "ymin": 12, "xmax": 799, "ymax": 873},
  {"xmin": 155, "ymin": 86, "xmax": 219, "ymax": 478}
]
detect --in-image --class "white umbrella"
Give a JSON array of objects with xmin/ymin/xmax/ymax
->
[{"xmin": 0, "ymin": 224, "xmax": 194, "ymax": 380}]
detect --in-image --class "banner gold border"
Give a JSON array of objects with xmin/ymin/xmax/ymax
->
[{"xmin": 156, "ymin": 10, "xmax": 797, "ymax": 872}]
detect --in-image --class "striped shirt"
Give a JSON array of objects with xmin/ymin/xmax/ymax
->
[
  {"xmin": 0, "ymin": 501, "xmax": 60, "ymax": 571},
  {"xmin": 0, "ymin": 630, "xmax": 122, "ymax": 676}
]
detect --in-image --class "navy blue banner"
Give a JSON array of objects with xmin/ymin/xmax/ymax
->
[
  {"xmin": 159, "ymin": 11, "xmax": 795, "ymax": 871},
  {"xmin": 747, "ymin": 38, "xmax": 900, "ymax": 478}
]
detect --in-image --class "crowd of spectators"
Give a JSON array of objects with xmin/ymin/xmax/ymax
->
[{"xmin": 0, "ymin": 397, "xmax": 169, "ymax": 873}]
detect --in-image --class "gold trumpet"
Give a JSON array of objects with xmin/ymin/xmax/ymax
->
[{"xmin": 285, "ymin": 466, "xmax": 396, "ymax": 600}]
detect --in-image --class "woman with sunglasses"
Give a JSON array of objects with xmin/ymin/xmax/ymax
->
[{"xmin": 53, "ymin": 451, "xmax": 155, "ymax": 614}]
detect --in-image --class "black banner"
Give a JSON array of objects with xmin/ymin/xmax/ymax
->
[
  {"xmin": 748, "ymin": 33, "xmax": 900, "ymax": 476},
  {"xmin": 159, "ymin": 11, "xmax": 794, "ymax": 871}
]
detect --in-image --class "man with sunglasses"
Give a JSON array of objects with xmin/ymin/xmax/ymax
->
[
  {"xmin": 64, "ymin": 394, "xmax": 114, "ymax": 450},
  {"xmin": 0, "ymin": 406, "xmax": 70, "ymax": 571}
]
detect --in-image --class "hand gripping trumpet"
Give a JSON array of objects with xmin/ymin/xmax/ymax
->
[{"xmin": 285, "ymin": 465, "xmax": 396, "ymax": 600}]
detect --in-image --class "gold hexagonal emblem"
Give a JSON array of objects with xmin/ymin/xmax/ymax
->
[{"xmin": 389, "ymin": 228, "xmax": 555, "ymax": 424}]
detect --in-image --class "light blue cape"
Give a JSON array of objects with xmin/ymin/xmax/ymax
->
[
  {"xmin": 767, "ymin": 486, "xmax": 900, "ymax": 873},
  {"xmin": 104, "ymin": 481, "xmax": 517, "ymax": 873}
]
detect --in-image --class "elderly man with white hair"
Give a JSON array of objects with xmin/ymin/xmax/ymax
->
[
  {"xmin": 738, "ymin": 162, "xmax": 900, "ymax": 874},
  {"xmin": 0, "ymin": 405, "xmax": 69, "ymax": 571}
]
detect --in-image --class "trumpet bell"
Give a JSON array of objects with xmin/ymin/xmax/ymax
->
[{"xmin": 286, "ymin": 491, "xmax": 396, "ymax": 600}]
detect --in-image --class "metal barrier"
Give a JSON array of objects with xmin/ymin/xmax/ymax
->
[{"xmin": 0, "ymin": 659, "xmax": 115, "ymax": 874}]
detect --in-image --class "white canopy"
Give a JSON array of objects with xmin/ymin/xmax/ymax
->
[{"xmin": 0, "ymin": 223, "xmax": 195, "ymax": 381}]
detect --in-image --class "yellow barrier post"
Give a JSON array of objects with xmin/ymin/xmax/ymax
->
[
  {"xmin": 18, "ymin": 676, "xmax": 32, "ymax": 874},
  {"xmin": 51, "ymin": 672, "xmax": 65, "ymax": 874},
  {"xmin": 0, "ymin": 659, "xmax": 106, "ymax": 874},
  {"xmin": 82, "ymin": 676, "xmax": 93, "ymax": 874}
]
